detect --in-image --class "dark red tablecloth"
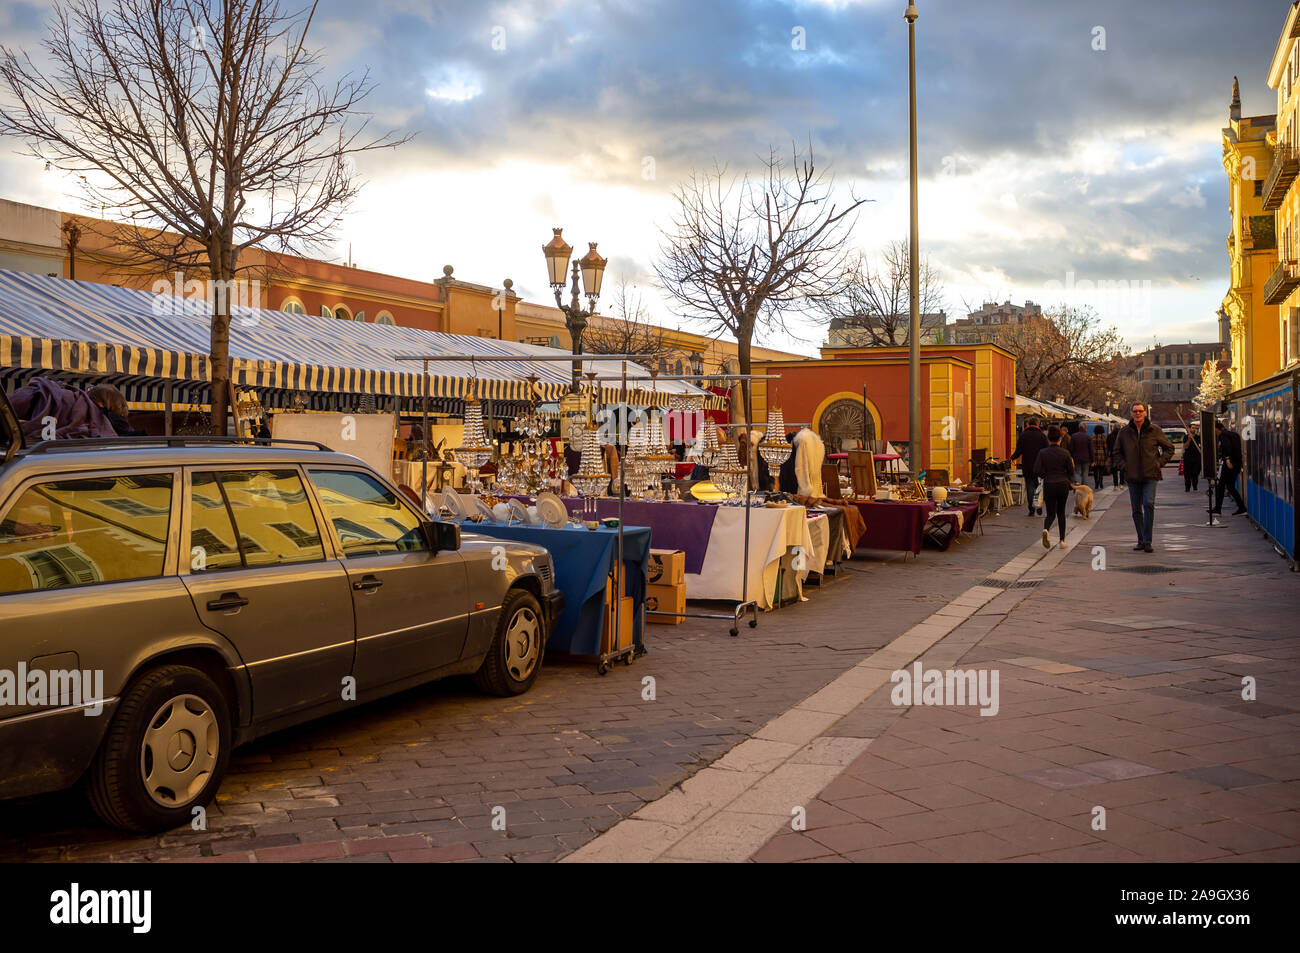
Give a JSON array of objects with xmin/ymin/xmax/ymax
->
[{"xmin": 852, "ymin": 500, "xmax": 934, "ymax": 554}]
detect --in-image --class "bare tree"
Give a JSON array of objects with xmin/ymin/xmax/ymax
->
[
  {"xmin": 817, "ymin": 240, "xmax": 946, "ymax": 346},
  {"xmin": 0, "ymin": 0, "xmax": 408, "ymax": 432},
  {"xmin": 995, "ymin": 305, "xmax": 1127, "ymax": 402},
  {"xmin": 583, "ymin": 278, "xmax": 675, "ymax": 365},
  {"xmin": 655, "ymin": 143, "xmax": 867, "ymax": 421}
]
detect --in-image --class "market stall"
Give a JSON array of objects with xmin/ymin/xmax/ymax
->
[{"xmin": 454, "ymin": 520, "xmax": 651, "ymax": 659}]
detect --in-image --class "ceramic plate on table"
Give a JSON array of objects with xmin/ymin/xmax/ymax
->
[
  {"xmin": 508, "ymin": 499, "xmax": 532, "ymax": 524},
  {"xmin": 536, "ymin": 492, "xmax": 568, "ymax": 529},
  {"xmin": 473, "ymin": 496, "xmax": 495, "ymax": 523},
  {"xmin": 443, "ymin": 491, "xmax": 466, "ymax": 521}
]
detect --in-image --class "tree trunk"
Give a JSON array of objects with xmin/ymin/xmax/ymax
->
[
  {"xmin": 209, "ymin": 247, "xmax": 235, "ymax": 436},
  {"xmin": 736, "ymin": 334, "xmax": 753, "ymax": 427}
]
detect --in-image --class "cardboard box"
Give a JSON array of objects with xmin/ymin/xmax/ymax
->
[
  {"xmin": 646, "ymin": 582, "xmax": 686, "ymax": 625},
  {"xmin": 647, "ymin": 549, "xmax": 685, "ymax": 586}
]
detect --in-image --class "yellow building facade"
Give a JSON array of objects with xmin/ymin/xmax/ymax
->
[
  {"xmin": 1222, "ymin": 78, "xmax": 1280, "ymax": 391},
  {"xmin": 1261, "ymin": 5, "xmax": 1300, "ymax": 377}
]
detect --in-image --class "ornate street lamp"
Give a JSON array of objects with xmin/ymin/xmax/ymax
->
[{"xmin": 542, "ymin": 227, "xmax": 607, "ymax": 391}]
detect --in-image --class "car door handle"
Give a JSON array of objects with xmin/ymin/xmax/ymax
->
[
  {"xmin": 352, "ymin": 574, "xmax": 383, "ymax": 593},
  {"xmin": 206, "ymin": 592, "xmax": 249, "ymax": 612}
]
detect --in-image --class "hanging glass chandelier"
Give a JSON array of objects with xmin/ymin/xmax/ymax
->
[
  {"xmin": 570, "ymin": 426, "xmax": 610, "ymax": 519},
  {"xmin": 709, "ymin": 431, "xmax": 748, "ymax": 502},
  {"xmin": 696, "ymin": 417, "xmax": 721, "ymax": 467},
  {"xmin": 758, "ymin": 405, "xmax": 792, "ymax": 469},
  {"xmin": 453, "ymin": 389, "xmax": 494, "ymax": 495}
]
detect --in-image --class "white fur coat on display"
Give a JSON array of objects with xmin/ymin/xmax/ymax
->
[{"xmin": 792, "ymin": 427, "xmax": 825, "ymax": 498}]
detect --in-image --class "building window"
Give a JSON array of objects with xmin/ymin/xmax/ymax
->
[
  {"xmin": 375, "ymin": 311, "xmax": 395, "ymax": 325},
  {"xmin": 281, "ymin": 297, "xmax": 306, "ymax": 314},
  {"xmin": 1254, "ymin": 179, "xmax": 1264, "ymax": 197},
  {"xmin": 332, "ymin": 304, "xmax": 351, "ymax": 321}
]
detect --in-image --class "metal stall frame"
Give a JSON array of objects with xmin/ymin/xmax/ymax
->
[{"xmin": 590, "ymin": 372, "xmax": 786, "ymax": 636}]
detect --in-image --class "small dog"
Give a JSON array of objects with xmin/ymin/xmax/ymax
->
[{"xmin": 1073, "ymin": 483, "xmax": 1095, "ymax": 519}]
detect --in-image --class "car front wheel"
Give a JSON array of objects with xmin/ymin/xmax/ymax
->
[
  {"xmin": 474, "ymin": 589, "xmax": 545, "ymax": 696},
  {"xmin": 85, "ymin": 664, "xmax": 231, "ymax": 833}
]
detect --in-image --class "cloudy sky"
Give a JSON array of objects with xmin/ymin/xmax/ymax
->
[{"xmin": 0, "ymin": 0, "xmax": 1291, "ymax": 355}]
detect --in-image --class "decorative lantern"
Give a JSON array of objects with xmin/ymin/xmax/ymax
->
[
  {"xmin": 542, "ymin": 228, "xmax": 573, "ymax": 288},
  {"xmin": 578, "ymin": 242, "xmax": 608, "ymax": 301}
]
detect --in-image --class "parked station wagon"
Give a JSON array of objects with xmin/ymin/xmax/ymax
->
[{"xmin": 0, "ymin": 396, "xmax": 562, "ymax": 832}]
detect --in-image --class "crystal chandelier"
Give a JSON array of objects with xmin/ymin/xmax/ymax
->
[
  {"xmin": 667, "ymin": 390, "xmax": 704, "ymax": 413},
  {"xmin": 453, "ymin": 390, "xmax": 493, "ymax": 494},
  {"xmin": 709, "ymin": 432, "xmax": 748, "ymax": 502},
  {"xmin": 570, "ymin": 426, "xmax": 610, "ymax": 519},
  {"xmin": 758, "ymin": 405, "xmax": 792, "ymax": 469},
  {"xmin": 696, "ymin": 417, "xmax": 721, "ymax": 467},
  {"xmin": 625, "ymin": 417, "xmax": 655, "ymax": 499},
  {"xmin": 641, "ymin": 409, "xmax": 677, "ymax": 498}
]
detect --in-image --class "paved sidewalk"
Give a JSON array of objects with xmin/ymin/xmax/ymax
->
[{"xmin": 750, "ymin": 483, "xmax": 1299, "ymax": 862}]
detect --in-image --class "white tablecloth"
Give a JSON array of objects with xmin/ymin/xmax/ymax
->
[
  {"xmin": 687, "ymin": 506, "xmax": 816, "ymax": 610},
  {"xmin": 805, "ymin": 512, "xmax": 831, "ymax": 574}
]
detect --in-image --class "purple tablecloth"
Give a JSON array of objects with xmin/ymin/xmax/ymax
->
[
  {"xmin": 564, "ymin": 499, "xmax": 718, "ymax": 574},
  {"xmin": 852, "ymin": 500, "xmax": 934, "ymax": 555}
]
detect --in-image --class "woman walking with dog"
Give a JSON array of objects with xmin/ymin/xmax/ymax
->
[{"xmin": 1035, "ymin": 425, "xmax": 1075, "ymax": 549}]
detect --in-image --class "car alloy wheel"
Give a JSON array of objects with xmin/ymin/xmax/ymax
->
[
  {"xmin": 139, "ymin": 693, "xmax": 220, "ymax": 808},
  {"xmin": 503, "ymin": 605, "xmax": 541, "ymax": 682}
]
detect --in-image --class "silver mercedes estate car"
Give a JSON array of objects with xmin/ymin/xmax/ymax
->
[{"xmin": 0, "ymin": 399, "xmax": 562, "ymax": 833}]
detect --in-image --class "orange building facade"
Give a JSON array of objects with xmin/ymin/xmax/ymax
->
[{"xmin": 753, "ymin": 342, "xmax": 1017, "ymax": 483}]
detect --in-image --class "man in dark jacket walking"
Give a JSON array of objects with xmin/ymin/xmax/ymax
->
[
  {"xmin": 1212, "ymin": 420, "xmax": 1247, "ymax": 516},
  {"xmin": 1010, "ymin": 417, "xmax": 1049, "ymax": 517},
  {"xmin": 1068, "ymin": 423, "xmax": 1093, "ymax": 485},
  {"xmin": 1110, "ymin": 403, "xmax": 1175, "ymax": 552}
]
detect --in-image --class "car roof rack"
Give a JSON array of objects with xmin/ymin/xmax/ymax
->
[{"xmin": 18, "ymin": 435, "xmax": 334, "ymax": 455}]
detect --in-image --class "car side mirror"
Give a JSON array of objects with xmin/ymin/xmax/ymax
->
[{"xmin": 422, "ymin": 520, "xmax": 460, "ymax": 553}]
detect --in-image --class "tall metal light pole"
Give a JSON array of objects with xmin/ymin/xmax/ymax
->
[{"xmin": 905, "ymin": 2, "xmax": 921, "ymax": 474}]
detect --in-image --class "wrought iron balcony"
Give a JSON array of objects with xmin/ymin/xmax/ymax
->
[
  {"xmin": 1264, "ymin": 259, "xmax": 1300, "ymax": 304},
  {"xmin": 1262, "ymin": 144, "xmax": 1299, "ymax": 210}
]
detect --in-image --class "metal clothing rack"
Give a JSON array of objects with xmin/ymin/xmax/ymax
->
[{"xmin": 592, "ymin": 372, "xmax": 784, "ymax": 637}]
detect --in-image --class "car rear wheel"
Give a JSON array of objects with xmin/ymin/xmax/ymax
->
[
  {"xmin": 85, "ymin": 664, "xmax": 231, "ymax": 833},
  {"xmin": 474, "ymin": 589, "xmax": 545, "ymax": 696}
]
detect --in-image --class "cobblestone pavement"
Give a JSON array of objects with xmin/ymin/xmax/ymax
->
[
  {"xmin": 1, "ymin": 503, "xmax": 1033, "ymax": 863},
  {"xmin": 751, "ymin": 483, "xmax": 1300, "ymax": 862}
]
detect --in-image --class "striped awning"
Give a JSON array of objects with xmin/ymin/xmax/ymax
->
[{"xmin": 0, "ymin": 269, "xmax": 721, "ymax": 411}]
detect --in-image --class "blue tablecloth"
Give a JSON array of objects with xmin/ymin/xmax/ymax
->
[{"xmin": 458, "ymin": 522, "xmax": 651, "ymax": 657}]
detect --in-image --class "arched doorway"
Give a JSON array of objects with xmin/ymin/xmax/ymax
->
[{"xmin": 817, "ymin": 397, "xmax": 877, "ymax": 452}]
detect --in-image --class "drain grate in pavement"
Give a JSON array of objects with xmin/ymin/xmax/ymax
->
[
  {"xmin": 1112, "ymin": 565, "xmax": 1185, "ymax": 574},
  {"xmin": 977, "ymin": 577, "xmax": 1042, "ymax": 589}
]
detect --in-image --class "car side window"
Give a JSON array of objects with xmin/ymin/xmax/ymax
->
[
  {"xmin": 0, "ymin": 472, "xmax": 172, "ymax": 594},
  {"xmin": 308, "ymin": 469, "xmax": 424, "ymax": 558},
  {"xmin": 189, "ymin": 469, "xmax": 324, "ymax": 571}
]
